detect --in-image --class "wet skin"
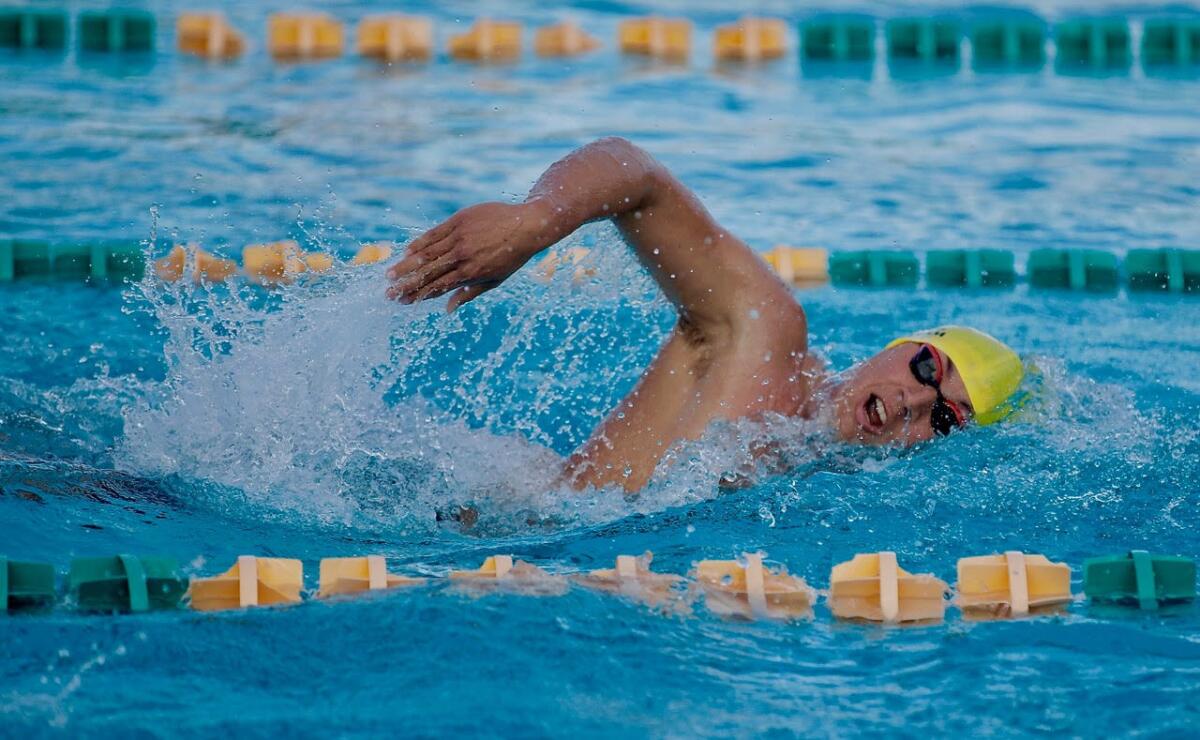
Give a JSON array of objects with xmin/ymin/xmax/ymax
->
[{"xmin": 388, "ymin": 137, "xmax": 972, "ymax": 492}]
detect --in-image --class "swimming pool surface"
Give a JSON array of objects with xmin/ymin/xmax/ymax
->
[{"xmin": 3, "ymin": 0, "xmax": 1200, "ymax": 736}]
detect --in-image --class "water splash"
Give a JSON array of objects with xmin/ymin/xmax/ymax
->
[{"xmin": 115, "ymin": 226, "xmax": 818, "ymax": 531}]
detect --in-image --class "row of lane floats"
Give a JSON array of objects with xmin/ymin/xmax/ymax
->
[
  {"xmin": 763, "ymin": 246, "xmax": 1200, "ymax": 293},
  {"xmin": 1, "ymin": 240, "xmax": 1197, "ymax": 295},
  {"xmin": 2, "ymin": 9, "xmax": 1199, "ymax": 71},
  {"xmin": 3, "ymin": 550, "xmax": 1195, "ymax": 621}
]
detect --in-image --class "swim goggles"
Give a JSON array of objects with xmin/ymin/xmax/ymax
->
[{"xmin": 909, "ymin": 344, "xmax": 966, "ymax": 436}]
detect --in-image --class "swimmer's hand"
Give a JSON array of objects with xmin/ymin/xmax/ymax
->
[{"xmin": 387, "ymin": 201, "xmax": 552, "ymax": 311}]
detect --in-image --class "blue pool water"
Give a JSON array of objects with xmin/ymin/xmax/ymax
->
[{"xmin": 3, "ymin": 0, "xmax": 1200, "ymax": 735}]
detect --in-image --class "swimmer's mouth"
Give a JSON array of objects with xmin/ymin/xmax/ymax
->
[{"xmin": 861, "ymin": 393, "xmax": 888, "ymax": 433}]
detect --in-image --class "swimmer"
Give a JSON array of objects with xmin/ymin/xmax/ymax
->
[{"xmin": 387, "ymin": 138, "xmax": 1023, "ymax": 492}]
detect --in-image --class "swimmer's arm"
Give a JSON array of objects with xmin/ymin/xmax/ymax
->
[{"xmin": 387, "ymin": 137, "xmax": 797, "ymax": 331}]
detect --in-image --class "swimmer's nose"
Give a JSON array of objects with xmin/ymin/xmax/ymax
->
[{"xmin": 904, "ymin": 384, "xmax": 939, "ymax": 414}]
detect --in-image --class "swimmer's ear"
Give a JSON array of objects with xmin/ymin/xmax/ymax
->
[{"xmin": 447, "ymin": 281, "xmax": 499, "ymax": 312}]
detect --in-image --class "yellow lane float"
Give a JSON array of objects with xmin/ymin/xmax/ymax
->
[
  {"xmin": 268, "ymin": 13, "xmax": 344, "ymax": 60},
  {"xmin": 829, "ymin": 552, "xmax": 948, "ymax": 623},
  {"xmin": 534, "ymin": 22, "xmax": 600, "ymax": 57},
  {"xmin": 956, "ymin": 551, "xmax": 1072, "ymax": 618},
  {"xmin": 189, "ymin": 556, "xmax": 303, "ymax": 612},
  {"xmin": 357, "ymin": 15, "xmax": 433, "ymax": 62},
  {"xmin": 618, "ymin": 17, "xmax": 692, "ymax": 60},
  {"xmin": 242, "ymin": 241, "xmax": 332, "ymax": 284},
  {"xmin": 177, "ymin": 13, "xmax": 244, "ymax": 59},
  {"xmin": 153, "ymin": 244, "xmax": 238, "ymax": 283},
  {"xmin": 762, "ymin": 246, "xmax": 829, "ymax": 287},
  {"xmin": 693, "ymin": 552, "xmax": 815, "ymax": 620},
  {"xmin": 448, "ymin": 19, "xmax": 522, "ymax": 62},
  {"xmin": 574, "ymin": 552, "xmax": 687, "ymax": 612},
  {"xmin": 351, "ymin": 242, "xmax": 394, "ymax": 266},
  {"xmin": 449, "ymin": 555, "xmax": 566, "ymax": 595},
  {"xmin": 317, "ymin": 556, "xmax": 424, "ymax": 599},
  {"xmin": 714, "ymin": 17, "xmax": 788, "ymax": 62}
]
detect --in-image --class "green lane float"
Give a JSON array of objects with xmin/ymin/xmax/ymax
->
[
  {"xmin": 0, "ymin": 9, "xmax": 67, "ymax": 51},
  {"xmin": 955, "ymin": 552, "xmax": 1072, "ymax": 618},
  {"xmin": 1125, "ymin": 248, "xmax": 1200, "ymax": 293},
  {"xmin": 886, "ymin": 18, "xmax": 961, "ymax": 65},
  {"xmin": 970, "ymin": 16, "xmax": 1046, "ymax": 69},
  {"xmin": 925, "ymin": 249, "xmax": 1016, "ymax": 288},
  {"xmin": 79, "ymin": 9, "xmax": 155, "ymax": 53},
  {"xmin": 69, "ymin": 555, "xmax": 186, "ymax": 613},
  {"xmin": 829, "ymin": 250, "xmax": 919, "ymax": 288},
  {"xmin": 0, "ymin": 240, "xmax": 145, "ymax": 283},
  {"xmin": 1, "ymin": 557, "xmax": 56, "ymax": 613},
  {"xmin": 1142, "ymin": 18, "xmax": 1200, "ymax": 67},
  {"xmin": 799, "ymin": 14, "xmax": 875, "ymax": 62},
  {"xmin": 1027, "ymin": 248, "xmax": 1119, "ymax": 292},
  {"xmin": 1054, "ymin": 18, "xmax": 1131, "ymax": 71},
  {"xmin": 1084, "ymin": 551, "xmax": 1197, "ymax": 610}
]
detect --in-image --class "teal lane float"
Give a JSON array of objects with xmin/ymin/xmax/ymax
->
[
  {"xmin": 925, "ymin": 249, "xmax": 1016, "ymax": 288},
  {"xmin": 0, "ymin": 9, "xmax": 67, "ymax": 51},
  {"xmin": 78, "ymin": 9, "xmax": 155, "ymax": 53},
  {"xmin": 799, "ymin": 14, "xmax": 875, "ymax": 63},
  {"xmin": 829, "ymin": 250, "xmax": 920, "ymax": 288},
  {"xmin": 970, "ymin": 15, "xmax": 1046, "ymax": 70},
  {"xmin": 0, "ymin": 240, "xmax": 145, "ymax": 283},
  {"xmin": 1142, "ymin": 18, "xmax": 1200, "ymax": 68},
  {"xmin": 1054, "ymin": 18, "xmax": 1132, "ymax": 72},
  {"xmin": 1, "ymin": 557, "xmax": 56, "ymax": 613},
  {"xmin": 886, "ymin": 17, "xmax": 961, "ymax": 66},
  {"xmin": 1027, "ymin": 248, "xmax": 1120, "ymax": 292},
  {"xmin": 1083, "ymin": 551, "xmax": 1197, "ymax": 610},
  {"xmin": 69, "ymin": 555, "xmax": 187, "ymax": 613},
  {"xmin": 1125, "ymin": 248, "xmax": 1200, "ymax": 293}
]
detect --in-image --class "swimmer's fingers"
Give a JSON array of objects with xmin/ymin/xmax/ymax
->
[
  {"xmin": 386, "ymin": 219, "xmax": 458, "ymax": 280},
  {"xmin": 409, "ymin": 267, "xmax": 472, "ymax": 303},
  {"xmin": 447, "ymin": 282, "xmax": 498, "ymax": 312},
  {"xmin": 386, "ymin": 248, "xmax": 460, "ymax": 302}
]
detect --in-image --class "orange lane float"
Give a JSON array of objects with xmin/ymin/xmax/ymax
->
[
  {"xmin": 316, "ymin": 556, "xmax": 424, "ymax": 599},
  {"xmin": 693, "ymin": 552, "xmax": 815, "ymax": 620},
  {"xmin": 762, "ymin": 246, "xmax": 829, "ymax": 287},
  {"xmin": 176, "ymin": 13, "xmax": 244, "ymax": 59},
  {"xmin": 714, "ymin": 17, "xmax": 788, "ymax": 62},
  {"xmin": 536, "ymin": 246, "xmax": 594, "ymax": 284},
  {"xmin": 268, "ymin": 13, "xmax": 344, "ymax": 60},
  {"xmin": 351, "ymin": 242, "xmax": 395, "ymax": 266},
  {"xmin": 449, "ymin": 555, "xmax": 567, "ymax": 595},
  {"xmin": 448, "ymin": 19, "xmax": 522, "ymax": 62},
  {"xmin": 618, "ymin": 17, "xmax": 692, "ymax": 60},
  {"xmin": 828, "ymin": 552, "xmax": 948, "ymax": 623},
  {"xmin": 534, "ymin": 22, "xmax": 600, "ymax": 57},
  {"xmin": 189, "ymin": 556, "xmax": 303, "ymax": 612},
  {"xmin": 956, "ymin": 551, "xmax": 1072, "ymax": 618},
  {"xmin": 357, "ymin": 15, "xmax": 433, "ymax": 62},
  {"xmin": 242, "ymin": 241, "xmax": 332, "ymax": 284},
  {"xmin": 574, "ymin": 552, "xmax": 687, "ymax": 612},
  {"xmin": 153, "ymin": 244, "xmax": 238, "ymax": 283}
]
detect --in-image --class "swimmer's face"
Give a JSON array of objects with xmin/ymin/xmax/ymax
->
[{"xmin": 831, "ymin": 343, "xmax": 973, "ymax": 446}]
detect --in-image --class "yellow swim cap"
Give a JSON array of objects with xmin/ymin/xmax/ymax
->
[{"xmin": 885, "ymin": 326, "xmax": 1023, "ymax": 426}]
